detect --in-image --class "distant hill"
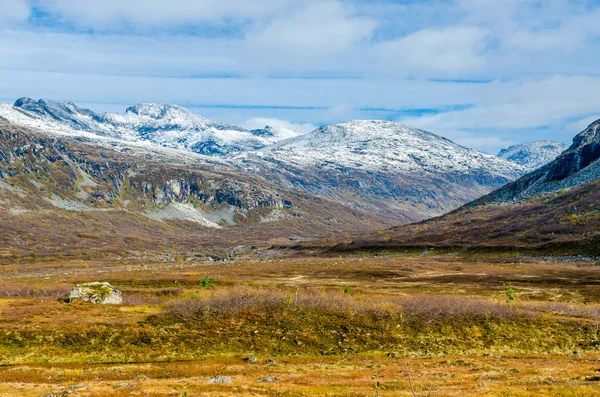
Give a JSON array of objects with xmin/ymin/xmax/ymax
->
[{"xmin": 498, "ymin": 140, "xmax": 567, "ymax": 171}]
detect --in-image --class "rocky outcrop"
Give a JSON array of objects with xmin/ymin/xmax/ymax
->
[
  {"xmin": 65, "ymin": 282, "xmax": 122, "ymax": 304},
  {"xmin": 0, "ymin": 125, "xmax": 294, "ymax": 217}
]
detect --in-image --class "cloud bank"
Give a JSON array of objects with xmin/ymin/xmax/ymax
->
[{"xmin": 0, "ymin": 0, "xmax": 599, "ymax": 153}]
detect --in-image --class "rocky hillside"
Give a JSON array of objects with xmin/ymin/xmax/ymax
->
[
  {"xmin": 498, "ymin": 140, "xmax": 567, "ymax": 171},
  {"xmin": 473, "ymin": 119, "xmax": 600, "ymax": 205},
  {"xmin": 0, "ymin": 118, "xmax": 397, "ymax": 259},
  {"xmin": 234, "ymin": 120, "xmax": 526, "ymax": 219}
]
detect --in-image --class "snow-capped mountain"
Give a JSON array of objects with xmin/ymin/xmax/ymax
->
[
  {"xmin": 234, "ymin": 120, "xmax": 526, "ymax": 220},
  {"xmin": 0, "ymin": 99, "xmax": 527, "ymax": 222},
  {"xmin": 10, "ymin": 98, "xmax": 297, "ymax": 155},
  {"xmin": 498, "ymin": 140, "xmax": 567, "ymax": 171}
]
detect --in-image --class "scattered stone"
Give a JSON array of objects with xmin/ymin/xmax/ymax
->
[
  {"xmin": 64, "ymin": 282, "xmax": 122, "ymax": 304},
  {"xmin": 294, "ymin": 339, "xmax": 302, "ymax": 346},
  {"xmin": 257, "ymin": 376, "xmax": 278, "ymax": 383},
  {"xmin": 266, "ymin": 359, "xmax": 277, "ymax": 365},
  {"xmin": 244, "ymin": 355, "xmax": 257, "ymax": 363},
  {"xmin": 320, "ymin": 351, "xmax": 329, "ymax": 356},
  {"xmin": 67, "ymin": 384, "xmax": 89, "ymax": 390},
  {"xmin": 206, "ymin": 376, "xmax": 232, "ymax": 384},
  {"xmin": 387, "ymin": 352, "xmax": 396, "ymax": 358},
  {"xmin": 134, "ymin": 374, "xmax": 149, "ymax": 380}
]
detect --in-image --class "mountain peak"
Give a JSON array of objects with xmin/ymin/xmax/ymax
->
[
  {"xmin": 497, "ymin": 140, "xmax": 567, "ymax": 171},
  {"xmin": 571, "ymin": 117, "xmax": 600, "ymax": 149},
  {"xmin": 124, "ymin": 103, "xmax": 200, "ymax": 120}
]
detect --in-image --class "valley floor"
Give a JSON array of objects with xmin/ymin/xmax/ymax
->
[{"xmin": 1, "ymin": 253, "xmax": 600, "ymax": 396}]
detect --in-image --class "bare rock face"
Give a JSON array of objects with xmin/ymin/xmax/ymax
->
[{"xmin": 66, "ymin": 282, "xmax": 122, "ymax": 304}]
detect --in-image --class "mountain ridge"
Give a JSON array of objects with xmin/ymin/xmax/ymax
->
[
  {"xmin": 1, "ymin": 98, "xmax": 526, "ymax": 223},
  {"xmin": 11, "ymin": 98, "xmax": 300, "ymax": 155}
]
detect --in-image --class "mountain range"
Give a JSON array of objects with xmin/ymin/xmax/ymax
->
[
  {"xmin": 0, "ymin": 96, "xmax": 595, "ymax": 258},
  {"xmin": 0, "ymin": 98, "xmax": 537, "ymax": 224}
]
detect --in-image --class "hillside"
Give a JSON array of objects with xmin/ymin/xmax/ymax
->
[
  {"xmin": 11, "ymin": 98, "xmax": 299, "ymax": 155},
  {"xmin": 0, "ymin": 119, "xmax": 395, "ymax": 261},
  {"xmin": 235, "ymin": 120, "xmax": 525, "ymax": 219},
  {"xmin": 328, "ymin": 118, "xmax": 600, "ymax": 255}
]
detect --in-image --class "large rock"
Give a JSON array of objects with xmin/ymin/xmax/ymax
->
[{"xmin": 66, "ymin": 282, "xmax": 122, "ymax": 304}]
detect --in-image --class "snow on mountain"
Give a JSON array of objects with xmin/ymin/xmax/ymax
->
[
  {"xmin": 497, "ymin": 140, "xmax": 567, "ymax": 171},
  {"xmin": 1, "ymin": 99, "xmax": 529, "ymax": 222},
  {"xmin": 9, "ymin": 98, "xmax": 299, "ymax": 156},
  {"xmin": 250, "ymin": 125, "xmax": 301, "ymax": 144},
  {"xmin": 247, "ymin": 120, "xmax": 524, "ymax": 178},
  {"xmin": 233, "ymin": 120, "xmax": 526, "ymax": 220}
]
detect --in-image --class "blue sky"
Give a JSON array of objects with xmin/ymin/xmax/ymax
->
[{"xmin": 1, "ymin": 0, "xmax": 600, "ymax": 153}]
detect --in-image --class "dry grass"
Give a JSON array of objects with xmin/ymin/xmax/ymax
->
[{"xmin": 1, "ymin": 255, "xmax": 600, "ymax": 395}]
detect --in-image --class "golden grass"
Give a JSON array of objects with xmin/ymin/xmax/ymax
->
[{"xmin": 1, "ymin": 255, "xmax": 599, "ymax": 395}]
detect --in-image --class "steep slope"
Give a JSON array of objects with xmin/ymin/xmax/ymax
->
[
  {"xmin": 474, "ymin": 119, "xmax": 600, "ymax": 205},
  {"xmin": 234, "ymin": 120, "xmax": 526, "ymax": 220},
  {"xmin": 497, "ymin": 140, "xmax": 567, "ymax": 171},
  {"xmin": 0, "ymin": 118, "xmax": 396, "ymax": 260},
  {"xmin": 10, "ymin": 98, "xmax": 297, "ymax": 155},
  {"xmin": 328, "ymin": 118, "xmax": 600, "ymax": 255}
]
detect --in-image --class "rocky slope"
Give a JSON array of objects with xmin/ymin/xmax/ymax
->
[
  {"xmin": 11, "ymin": 98, "xmax": 299, "ymax": 155},
  {"xmin": 498, "ymin": 140, "xmax": 567, "ymax": 171},
  {"xmin": 0, "ymin": 117, "xmax": 397, "ymax": 259},
  {"xmin": 328, "ymin": 117, "xmax": 600, "ymax": 255},
  {"xmin": 234, "ymin": 120, "xmax": 526, "ymax": 220},
  {"xmin": 473, "ymin": 119, "xmax": 600, "ymax": 205}
]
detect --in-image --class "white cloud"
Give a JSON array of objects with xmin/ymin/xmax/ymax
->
[
  {"xmin": 403, "ymin": 76, "xmax": 600, "ymax": 131},
  {"xmin": 1, "ymin": 0, "xmax": 600, "ymax": 154},
  {"xmin": 377, "ymin": 26, "xmax": 489, "ymax": 76},
  {"xmin": 426, "ymin": 128, "xmax": 518, "ymax": 154},
  {"xmin": 241, "ymin": 117, "xmax": 316, "ymax": 134},
  {"xmin": 248, "ymin": 1, "xmax": 377, "ymax": 55},
  {"xmin": 0, "ymin": 0, "xmax": 29, "ymax": 25}
]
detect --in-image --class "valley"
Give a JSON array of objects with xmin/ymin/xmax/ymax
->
[
  {"xmin": 0, "ymin": 99, "xmax": 598, "ymax": 396},
  {"xmin": 1, "ymin": 254, "xmax": 600, "ymax": 396}
]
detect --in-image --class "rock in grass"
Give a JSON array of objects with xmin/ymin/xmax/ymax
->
[
  {"xmin": 206, "ymin": 376, "xmax": 232, "ymax": 384},
  {"xmin": 244, "ymin": 355, "xmax": 257, "ymax": 363},
  {"xmin": 65, "ymin": 282, "xmax": 122, "ymax": 304},
  {"xmin": 257, "ymin": 376, "xmax": 277, "ymax": 383}
]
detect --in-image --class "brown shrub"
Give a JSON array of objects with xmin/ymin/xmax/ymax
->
[
  {"xmin": 0, "ymin": 285, "xmax": 70, "ymax": 298},
  {"xmin": 399, "ymin": 295, "xmax": 521, "ymax": 319},
  {"xmin": 523, "ymin": 301, "xmax": 600, "ymax": 319},
  {"xmin": 163, "ymin": 287, "xmax": 523, "ymax": 323}
]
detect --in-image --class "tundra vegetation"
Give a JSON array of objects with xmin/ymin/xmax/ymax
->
[{"xmin": 1, "ymin": 253, "xmax": 600, "ymax": 396}]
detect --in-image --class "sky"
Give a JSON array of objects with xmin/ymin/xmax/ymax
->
[{"xmin": 1, "ymin": 0, "xmax": 600, "ymax": 153}]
